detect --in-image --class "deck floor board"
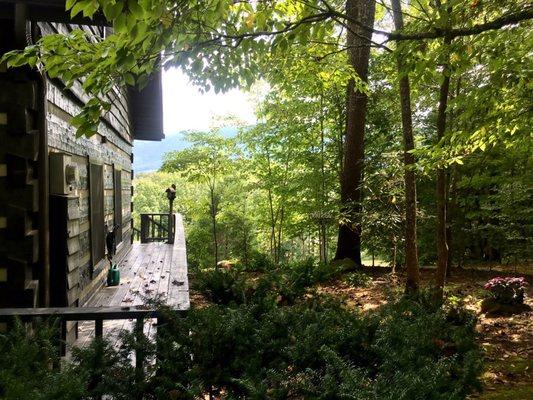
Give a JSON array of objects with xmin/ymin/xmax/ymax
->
[{"xmin": 74, "ymin": 214, "xmax": 189, "ymax": 350}]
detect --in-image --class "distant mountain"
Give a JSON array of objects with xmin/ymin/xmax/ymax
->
[
  {"xmin": 133, "ymin": 126, "xmax": 238, "ymax": 173},
  {"xmin": 133, "ymin": 135, "xmax": 186, "ymax": 173}
]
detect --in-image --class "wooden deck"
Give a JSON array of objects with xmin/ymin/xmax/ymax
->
[{"xmin": 75, "ymin": 214, "xmax": 189, "ymax": 348}]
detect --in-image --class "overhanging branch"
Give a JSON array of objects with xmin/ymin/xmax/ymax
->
[
  {"xmin": 387, "ymin": 7, "xmax": 533, "ymax": 41},
  {"xmin": 321, "ymin": 1, "xmax": 532, "ymax": 42}
]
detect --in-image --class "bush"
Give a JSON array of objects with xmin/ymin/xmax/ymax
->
[
  {"xmin": 372, "ymin": 296, "xmax": 483, "ymax": 400},
  {"xmin": 135, "ymin": 294, "xmax": 483, "ymax": 399},
  {"xmin": 484, "ymin": 276, "xmax": 528, "ymax": 304},
  {"xmin": 345, "ymin": 271, "xmax": 372, "ymax": 288},
  {"xmin": 192, "ymin": 268, "xmax": 249, "ymax": 305},
  {"xmin": 155, "ymin": 297, "xmax": 372, "ymax": 399},
  {"xmin": 0, "ymin": 292, "xmax": 483, "ymax": 400},
  {"xmin": 193, "ymin": 259, "xmax": 344, "ymax": 307},
  {"xmin": 287, "ymin": 258, "xmax": 339, "ymax": 285},
  {"xmin": 242, "ymin": 252, "xmax": 275, "ymax": 272},
  {"xmin": 0, "ymin": 319, "xmax": 88, "ymax": 400}
]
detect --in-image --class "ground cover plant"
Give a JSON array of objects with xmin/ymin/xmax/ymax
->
[{"xmin": 1, "ymin": 261, "xmax": 485, "ymax": 400}]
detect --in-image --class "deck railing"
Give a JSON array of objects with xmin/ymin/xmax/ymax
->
[
  {"xmin": 0, "ymin": 306, "xmax": 184, "ymax": 398},
  {"xmin": 139, "ymin": 213, "xmax": 175, "ymax": 244},
  {"xmin": 132, "ymin": 226, "xmax": 141, "ymax": 241}
]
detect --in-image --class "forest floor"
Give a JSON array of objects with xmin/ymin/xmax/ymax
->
[
  {"xmin": 189, "ymin": 266, "xmax": 532, "ymax": 400},
  {"xmin": 317, "ymin": 267, "xmax": 533, "ymax": 400}
]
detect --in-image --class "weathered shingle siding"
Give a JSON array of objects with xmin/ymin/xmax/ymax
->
[{"xmin": 41, "ymin": 21, "xmax": 134, "ymax": 306}]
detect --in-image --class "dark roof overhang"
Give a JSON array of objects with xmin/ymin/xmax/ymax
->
[
  {"xmin": 129, "ymin": 71, "xmax": 165, "ymax": 142},
  {"xmin": 0, "ymin": 0, "xmax": 109, "ymax": 26},
  {"xmin": 1, "ymin": 0, "xmax": 165, "ymax": 142}
]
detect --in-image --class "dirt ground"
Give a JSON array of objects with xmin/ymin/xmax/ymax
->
[{"xmin": 189, "ymin": 267, "xmax": 532, "ymax": 400}]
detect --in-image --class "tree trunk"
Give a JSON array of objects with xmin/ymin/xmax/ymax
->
[
  {"xmin": 319, "ymin": 223, "xmax": 327, "ymax": 264},
  {"xmin": 334, "ymin": 0, "xmax": 376, "ymax": 265},
  {"xmin": 446, "ymin": 78, "xmax": 461, "ymax": 277},
  {"xmin": 435, "ymin": 57, "xmax": 451, "ymax": 295},
  {"xmin": 209, "ymin": 185, "xmax": 219, "ymax": 267},
  {"xmin": 319, "ymin": 92, "xmax": 328, "ymax": 264},
  {"xmin": 445, "ymin": 169, "xmax": 452, "ymax": 277},
  {"xmin": 242, "ymin": 201, "xmax": 249, "ymax": 265},
  {"xmin": 265, "ymin": 151, "xmax": 278, "ymax": 260},
  {"xmin": 392, "ymin": 236, "xmax": 398, "ymax": 274},
  {"xmin": 276, "ymin": 206, "xmax": 284, "ymax": 263},
  {"xmin": 391, "ymin": 0, "xmax": 420, "ymax": 293}
]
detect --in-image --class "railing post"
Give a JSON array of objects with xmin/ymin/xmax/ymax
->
[
  {"xmin": 60, "ymin": 319, "xmax": 67, "ymax": 357},
  {"xmin": 168, "ymin": 213, "xmax": 175, "ymax": 244},
  {"xmin": 95, "ymin": 318, "xmax": 103, "ymax": 338},
  {"xmin": 91, "ymin": 318, "xmax": 104, "ymax": 400},
  {"xmin": 134, "ymin": 317, "xmax": 144, "ymax": 383},
  {"xmin": 155, "ymin": 313, "xmax": 166, "ymax": 372},
  {"xmin": 140, "ymin": 213, "xmax": 176, "ymax": 243},
  {"xmin": 140, "ymin": 214, "xmax": 148, "ymax": 243}
]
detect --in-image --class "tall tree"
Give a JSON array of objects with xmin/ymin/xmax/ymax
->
[
  {"xmin": 334, "ymin": 0, "xmax": 376, "ymax": 265},
  {"xmin": 434, "ymin": 2, "xmax": 452, "ymax": 295},
  {"xmin": 391, "ymin": 0, "xmax": 420, "ymax": 292}
]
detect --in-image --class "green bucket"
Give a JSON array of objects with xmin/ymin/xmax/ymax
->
[{"xmin": 107, "ymin": 264, "xmax": 120, "ymax": 286}]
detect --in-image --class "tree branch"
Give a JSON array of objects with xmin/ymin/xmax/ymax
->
[
  {"xmin": 321, "ymin": 1, "xmax": 532, "ymax": 42},
  {"xmin": 388, "ymin": 7, "xmax": 533, "ymax": 41}
]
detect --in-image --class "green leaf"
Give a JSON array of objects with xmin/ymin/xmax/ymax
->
[
  {"xmin": 70, "ymin": 2, "xmax": 86, "ymax": 18},
  {"xmin": 128, "ymin": 0, "xmax": 144, "ymax": 19},
  {"xmin": 103, "ymin": 2, "xmax": 123, "ymax": 20},
  {"xmin": 65, "ymin": 0, "xmax": 78, "ymax": 11},
  {"xmin": 70, "ymin": 114, "xmax": 86, "ymax": 128},
  {"xmin": 124, "ymin": 72, "xmax": 135, "ymax": 86},
  {"xmin": 114, "ymin": 13, "xmax": 127, "ymax": 33}
]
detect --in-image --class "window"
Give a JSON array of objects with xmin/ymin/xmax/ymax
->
[
  {"xmin": 89, "ymin": 162, "xmax": 104, "ymax": 272},
  {"xmin": 113, "ymin": 166, "xmax": 123, "ymax": 244}
]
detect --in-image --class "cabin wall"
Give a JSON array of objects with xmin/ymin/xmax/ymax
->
[
  {"xmin": 0, "ymin": 19, "xmax": 140, "ymax": 315},
  {"xmin": 41, "ymin": 22, "xmax": 134, "ymax": 307},
  {"xmin": 0, "ymin": 18, "xmax": 43, "ymax": 308}
]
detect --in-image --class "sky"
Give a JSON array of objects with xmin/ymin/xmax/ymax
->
[
  {"xmin": 162, "ymin": 68, "xmax": 257, "ymax": 135},
  {"xmin": 132, "ymin": 67, "xmax": 257, "ymax": 172}
]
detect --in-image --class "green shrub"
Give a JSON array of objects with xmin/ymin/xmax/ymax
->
[
  {"xmin": 0, "ymin": 319, "xmax": 88, "ymax": 400},
  {"xmin": 372, "ymin": 296, "xmax": 483, "ymax": 400},
  {"xmin": 192, "ymin": 268, "xmax": 249, "ymax": 305},
  {"xmin": 345, "ymin": 271, "xmax": 372, "ymax": 288},
  {"xmin": 153, "ymin": 293, "xmax": 482, "ymax": 399},
  {"xmin": 243, "ymin": 252, "xmax": 275, "ymax": 272},
  {"xmin": 153, "ymin": 297, "xmax": 374, "ymax": 399},
  {"xmin": 284, "ymin": 258, "xmax": 339, "ymax": 286},
  {"xmin": 192, "ymin": 259, "xmax": 344, "ymax": 307},
  {"xmin": 262, "ymin": 259, "xmax": 342, "ymax": 305},
  {"xmin": 0, "ymin": 288, "xmax": 483, "ymax": 400}
]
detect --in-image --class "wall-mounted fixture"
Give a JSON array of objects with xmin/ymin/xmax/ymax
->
[{"xmin": 49, "ymin": 152, "xmax": 78, "ymax": 195}]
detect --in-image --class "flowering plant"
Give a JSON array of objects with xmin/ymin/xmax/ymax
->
[{"xmin": 484, "ymin": 277, "xmax": 528, "ymax": 304}]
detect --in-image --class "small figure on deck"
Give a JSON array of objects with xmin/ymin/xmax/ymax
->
[
  {"xmin": 165, "ymin": 184, "xmax": 177, "ymax": 244},
  {"xmin": 106, "ymin": 224, "xmax": 121, "ymax": 286},
  {"xmin": 106, "ymin": 224, "xmax": 119, "ymax": 262},
  {"xmin": 165, "ymin": 184, "xmax": 177, "ymax": 214}
]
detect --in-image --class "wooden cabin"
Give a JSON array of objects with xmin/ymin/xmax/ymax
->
[{"xmin": 0, "ymin": 1, "xmax": 166, "ymax": 319}]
